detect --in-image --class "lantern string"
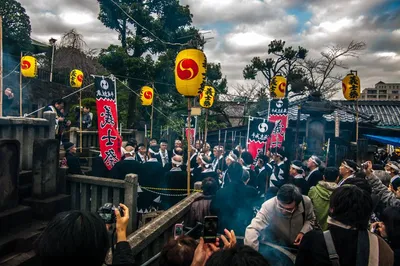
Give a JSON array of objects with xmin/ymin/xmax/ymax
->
[
  {"xmin": 116, "ymin": 78, "xmax": 180, "ymax": 126},
  {"xmin": 110, "ymin": 0, "xmax": 188, "ymax": 47},
  {"xmin": 2, "ymin": 63, "xmax": 21, "ymax": 79}
]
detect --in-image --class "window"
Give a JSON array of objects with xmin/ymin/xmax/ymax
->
[
  {"xmin": 379, "ymin": 95, "xmax": 387, "ymax": 99},
  {"xmin": 393, "ymin": 91, "xmax": 399, "ymax": 94},
  {"xmin": 368, "ymin": 95, "xmax": 377, "ymax": 98},
  {"xmin": 368, "ymin": 90, "xmax": 377, "ymax": 94},
  {"xmin": 380, "ymin": 90, "xmax": 387, "ymax": 94},
  {"xmin": 394, "ymin": 96, "xmax": 399, "ymax": 99}
]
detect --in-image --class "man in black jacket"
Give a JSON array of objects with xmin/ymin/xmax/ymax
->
[
  {"xmin": 295, "ymin": 185, "xmax": 394, "ymax": 266},
  {"xmin": 306, "ymin": 155, "xmax": 323, "ymax": 187},
  {"xmin": 63, "ymin": 142, "xmax": 83, "ymax": 175},
  {"xmin": 109, "ymin": 146, "xmax": 141, "ymax": 180}
]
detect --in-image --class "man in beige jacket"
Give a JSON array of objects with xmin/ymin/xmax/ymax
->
[{"xmin": 245, "ymin": 184, "xmax": 316, "ymax": 250}]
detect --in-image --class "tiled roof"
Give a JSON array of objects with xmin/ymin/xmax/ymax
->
[{"xmin": 287, "ymin": 101, "xmax": 400, "ymax": 127}]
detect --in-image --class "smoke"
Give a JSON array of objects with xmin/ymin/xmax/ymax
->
[{"xmin": 2, "ymin": 53, "xmax": 21, "ymax": 116}]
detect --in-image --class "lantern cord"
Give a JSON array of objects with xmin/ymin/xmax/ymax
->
[
  {"xmin": 110, "ymin": 0, "xmax": 188, "ymax": 47},
  {"xmin": 24, "ymin": 83, "xmax": 94, "ymax": 117},
  {"xmin": 115, "ymin": 78, "xmax": 180, "ymax": 126},
  {"xmin": 2, "ymin": 63, "xmax": 20, "ymax": 79}
]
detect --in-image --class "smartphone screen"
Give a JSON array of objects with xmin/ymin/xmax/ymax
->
[
  {"xmin": 174, "ymin": 223, "xmax": 184, "ymax": 240},
  {"xmin": 203, "ymin": 216, "xmax": 218, "ymax": 243}
]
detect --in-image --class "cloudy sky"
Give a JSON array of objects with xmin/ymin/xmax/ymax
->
[{"xmin": 19, "ymin": 0, "xmax": 400, "ymax": 97}]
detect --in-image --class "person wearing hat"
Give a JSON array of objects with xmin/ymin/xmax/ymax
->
[
  {"xmin": 338, "ymin": 159, "xmax": 359, "ymax": 186},
  {"xmin": 269, "ymin": 148, "xmax": 289, "ymax": 188},
  {"xmin": 306, "ymin": 155, "xmax": 323, "ymax": 188},
  {"xmin": 135, "ymin": 143, "xmax": 147, "ymax": 163},
  {"xmin": 63, "ymin": 142, "xmax": 83, "ymax": 175},
  {"xmin": 162, "ymin": 155, "xmax": 187, "ymax": 209},
  {"xmin": 138, "ymin": 145, "xmax": 164, "ymax": 213},
  {"xmin": 289, "ymin": 160, "xmax": 310, "ymax": 195},
  {"xmin": 241, "ymin": 151, "xmax": 258, "ymax": 189},
  {"xmin": 109, "ymin": 146, "xmax": 142, "ymax": 180}
]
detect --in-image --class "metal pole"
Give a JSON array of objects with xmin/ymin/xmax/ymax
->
[
  {"xmin": 187, "ymin": 98, "xmax": 192, "ymax": 196},
  {"xmin": 150, "ymin": 96, "xmax": 154, "ymax": 138},
  {"xmin": 19, "ymin": 52, "xmax": 22, "ymax": 116},
  {"xmin": 204, "ymin": 109, "xmax": 208, "ymax": 144},
  {"xmin": 79, "ymin": 92, "xmax": 82, "ymax": 153},
  {"xmin": 246, "ymin": 116, "xmax": 251, "ymax": 150},
  {"xmin": 295, "ymin": 104, "xmax": 301, "ymax": 159},
  {"xmin": 0, "ymin": 16, "xmax": 3, "ymax": 117},
  {"xmin": 50, "ymin": 41, "xmax": 55, "ymax": 82},
  {"xmin": 356, "ymin": 99, "xmax": 359, "ymax": 141}
]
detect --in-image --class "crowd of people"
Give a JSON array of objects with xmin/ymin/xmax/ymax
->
[{"xmin": 54, "ymin": 134, "xmax": 400, "ymax": 265}]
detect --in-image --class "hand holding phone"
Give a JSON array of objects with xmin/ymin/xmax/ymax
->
[
  {"xmin": 203, "ymin": 216, "xmax": 218, "ymax": 243},
  {"xmin": 174, "ymin": 223, "xmax": 184, "ymax": 240}
]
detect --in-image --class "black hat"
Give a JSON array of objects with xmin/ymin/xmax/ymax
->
[
  {"xmin": 258, "ymin": 155, "xmax": 269, "ymax": 164},
  {"xmin": 63, "ymin": 142, "xmax": 75, "ymax": 151},
  {"xmin": 274, "ymin": 148, "xmax": 285, "ymax": 158},
  {"xmin": 138, "ymin": 143, "xmax": 145, "ymax": 148},
  {"xmin": 241, "ymin": 152, "xmax": 254, "ymax": 166}
]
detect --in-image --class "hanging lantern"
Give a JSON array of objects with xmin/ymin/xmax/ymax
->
[
  {"xmin": 20, "ymin": 56, "xmax": 37, "ymax": 78},
  {"xmin": 342, "ymin": 73, "xmax": 360, "ymax": 100},
  {"xmin": 174, "ymin": 49, "xmax": 207, "ymax": 97},
  {"xmin": 199, "ymin": 86, "xmax": 215, "ymax": 108},
  {"xmin": 269, "ymin": 75, "xmax": 286, "ymax": 98},
  {"xmin": 70, "ymin": 69, "xmax": 84, "ymax": 88},
  {"xmin": 140, "ymin": 86, "xmax": 154, "ymax": 106}
]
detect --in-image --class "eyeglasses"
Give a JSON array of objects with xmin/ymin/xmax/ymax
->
[{"xmin": 277, "ymin": 203, "xmax": 296, "ymax": 214}]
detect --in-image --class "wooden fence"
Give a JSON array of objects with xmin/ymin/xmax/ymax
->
[
  {"xmin": 67, "ymin": 174, "xmax": 138, "ymax": 234},
  {"xmin": 105, "ymin": 192, "xmax": 201, "ymax": 265}
]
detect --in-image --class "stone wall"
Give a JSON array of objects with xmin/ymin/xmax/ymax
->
[{"xmin": 0, "ymin": 112, "xmax": 55, "ymax": 170}]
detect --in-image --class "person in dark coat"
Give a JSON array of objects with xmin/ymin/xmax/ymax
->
[
  {"xmin": 64, "ymin": 142, "xmax": 83, "ymax": 175},
  {"xmin": 157, "ymin": 139, "xmax": 172, "ymax": 168},
  {"xmin": 210, "ymin": 162, "xmax": 258, "ymax": 236},
  {"xmin": 306, "ymin": 155, "xmax": 324, "ymax": 187},
  {"xmin": 196, "ymin": 154, "xmax": 219, "ymax": 185},
  {"xmin": 295, "ymin": 185, "xmax": 394, "ymax": 266},
  {"xmin": 109, "ymin": 146, "xmax": 141, "ymax": 180},
  {"xmin": 137, "ymin": 145, "xmax": 164, "ymax": 213},
  {"xmin": 289, "ymin": 160, "xmax": 310, "ymax": 195},
  {"xmin": 269, "ymin": 148, "xmax": 289, "ymax": 188},
  {"xmin": 135, "ymin": 143, "xmax": 147, "ymax": 163},
  {"xmin": 161, "ymin": 155, "xmax": 187, "ymax": 209},
  {"xmin": 257, "ymin": 155, "xmax": 272, "ymax": 196},
  {"xmin": 212, "ymin": 145, "xmax": 226, "ymax": 173},
  {"xmin": 91, "ymin": 154, "xmax": 110, "ymax": 178},
  {"xmin": 241, "ymin": 151, "xmax": 258, "ymax": 189}
]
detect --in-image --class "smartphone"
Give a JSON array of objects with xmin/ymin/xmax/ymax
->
[
  {"xmin": 203, "ymin": 216, "xmax": 218, "ymax": 243},
  {"xmin": 174, "ymin": 223, "xmax": 184, "ymax": 240}
]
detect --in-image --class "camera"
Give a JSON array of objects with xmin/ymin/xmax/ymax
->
[
  {"xmin": 98, "ymin": 203, "xmax": 124, "ymax": 224},
  {"xmin": 361, "ymin": 162, "xmax": 369, "ymax": 170}
]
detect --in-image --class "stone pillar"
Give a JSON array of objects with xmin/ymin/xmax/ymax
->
[
  {"xmin": 43, "ymin": 111, "xmax": 56, "ymax": 139},
  {"xmin": 0, "ymin": 139, "xmax": 32, "ymax": 233},
  {"xmin": 32, "ymin": 139, "xmax": 59, "ymax": 199},
  {"xmin": 22, "ymin": 126, "xmax": 35, "ymax": 170},
  {"xmin": 0, "ymin": 140, "xmax": 20, "ymax": 211}
]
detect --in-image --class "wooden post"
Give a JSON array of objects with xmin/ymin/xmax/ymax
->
[
  {"xmin": 19, "ymin": 52, "xmax": 23, "ymax": 117},
  {"xmin": 204, "ymin": 109, "xmax": 208, "ymax": 144},
  {"xmin": 0, "ymin": 16, "xmax": 3, "ymax": 117},
  {"xmin": 150, "ymin": 96, "xmax": 154, "ymax": 138},
  {"xmin": 79, "ymin": 92, "xmax": 83, "ymax": 152},
  {"xmin": 124, "ymin": 174, "xmax": 138, "ymax": 233},
  {"xmin": 356, "ymin": 100, "xmax": 359, "ymax": 141},
  {"xmin": 187, "ymin": 99, "xmax": 192, "ymax": 196}
]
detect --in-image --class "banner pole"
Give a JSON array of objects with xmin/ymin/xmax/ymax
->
[
  {"xmin": 186, "ymin": 98, "xmax": 192, "ymax": 196},
  {"xmin": 19, "ymin": 52, "xmax": 23, "ymax": 117},
  {"xmin": 246, "ymin": 116, "xmax": 251, "ymax": 150},
  {"xmin": 79, "ymin": 91, "xmax": 82, "ymax": 152}
]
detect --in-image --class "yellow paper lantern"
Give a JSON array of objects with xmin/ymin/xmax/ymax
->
[
  {"xmin": 20, "ymin": 56, "xmax": 37, "ymax": 78},
  {"xmin": 269, "ymin": 75, "xmax": 286, "ymax": 98},
  {"xmin": 174, "ymin": 49, "xmax": 207, "ymax": 97},
  {"xmin": 140, "ymin": 86, "xmax": 154, "ymax": 106},
  {"xmin": 70, "ymin": 69, "xmax": 84, "ymax": 88},
  {"xmin": 199, "ymin": 86, "xmax": 215, "ymax": 108},
  {"xmin": 342, "ymin": 73, "xmax": 360, "ymax": 100}
]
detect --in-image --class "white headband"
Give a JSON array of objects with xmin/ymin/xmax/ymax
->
[
  {"xmin": 342, "ymin": 161, "xmax": 356, "ymax": 172},
  {"xmin": 227, "ymin": 154, "xmax": 236, "ymax": 162},
  {"xmin": 200, "ymin": 156, "xmax": 211, "ymax": 168},
  {"xmin": 172, "ymin": 158, "xmax": 182, "ymax": 166},
  {"xmin": 291, "ymin": 164, "xmax": 302, "ymax": 171},
  {"xmin": 149, "ymin": 148, "xmax": 160, "ymax": 155},
  {"xmin": 310, "ymin": 156, "xmax": 320, "ymax": 166},
  {"xmin": 388, "ymin": 162, "xmax": 400, "ymax": 172}
]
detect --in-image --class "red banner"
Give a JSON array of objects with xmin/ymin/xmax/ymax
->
[
  {"xmin": 95, "ymin": 77, "xmax": 122, "ymax": 170},
  {"xmin": 267, "ymin": 99, "xmax": 289, "ymax": 149}
]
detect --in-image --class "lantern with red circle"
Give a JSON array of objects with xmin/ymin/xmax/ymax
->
[
  {"xmin": 269, "ymin": 75, "xmax": 287, "ymax": 98},
  {"xmin": 70, "ymin": 69, "xmax": 84, "ymax": 88},
  {"xmin": 20, "ymin": 56, "xmax": 37, "ymax": 78},
  {"xmin": 141, "ymin": 86, "xmax": 154, "ymax": 106}
]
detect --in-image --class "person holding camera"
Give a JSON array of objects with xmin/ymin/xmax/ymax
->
[{"xmin": 35, "ymin": 203, "xmax": 134, "ymax": 266}]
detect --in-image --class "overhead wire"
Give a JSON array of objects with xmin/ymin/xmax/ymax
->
[
  {"xmin": 109, "ymin": 0, "xmax": 188, "ymax": 47},
  {"xmin": 2, "ymin": 63, "xmax": 21, "ymax": 79}
]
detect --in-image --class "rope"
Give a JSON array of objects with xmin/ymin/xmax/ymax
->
[{"xmin": 140, "ymin": 186, "xmax": 202, "ymax": 197}]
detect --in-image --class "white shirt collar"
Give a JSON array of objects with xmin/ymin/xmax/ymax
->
[
  {"xmin": 338, "ymin": 174, "xmax": 354, "ymax": 186},
  {"xmin": 294, "ymin": 174, "xmax": 304, "ymax": 179}
]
